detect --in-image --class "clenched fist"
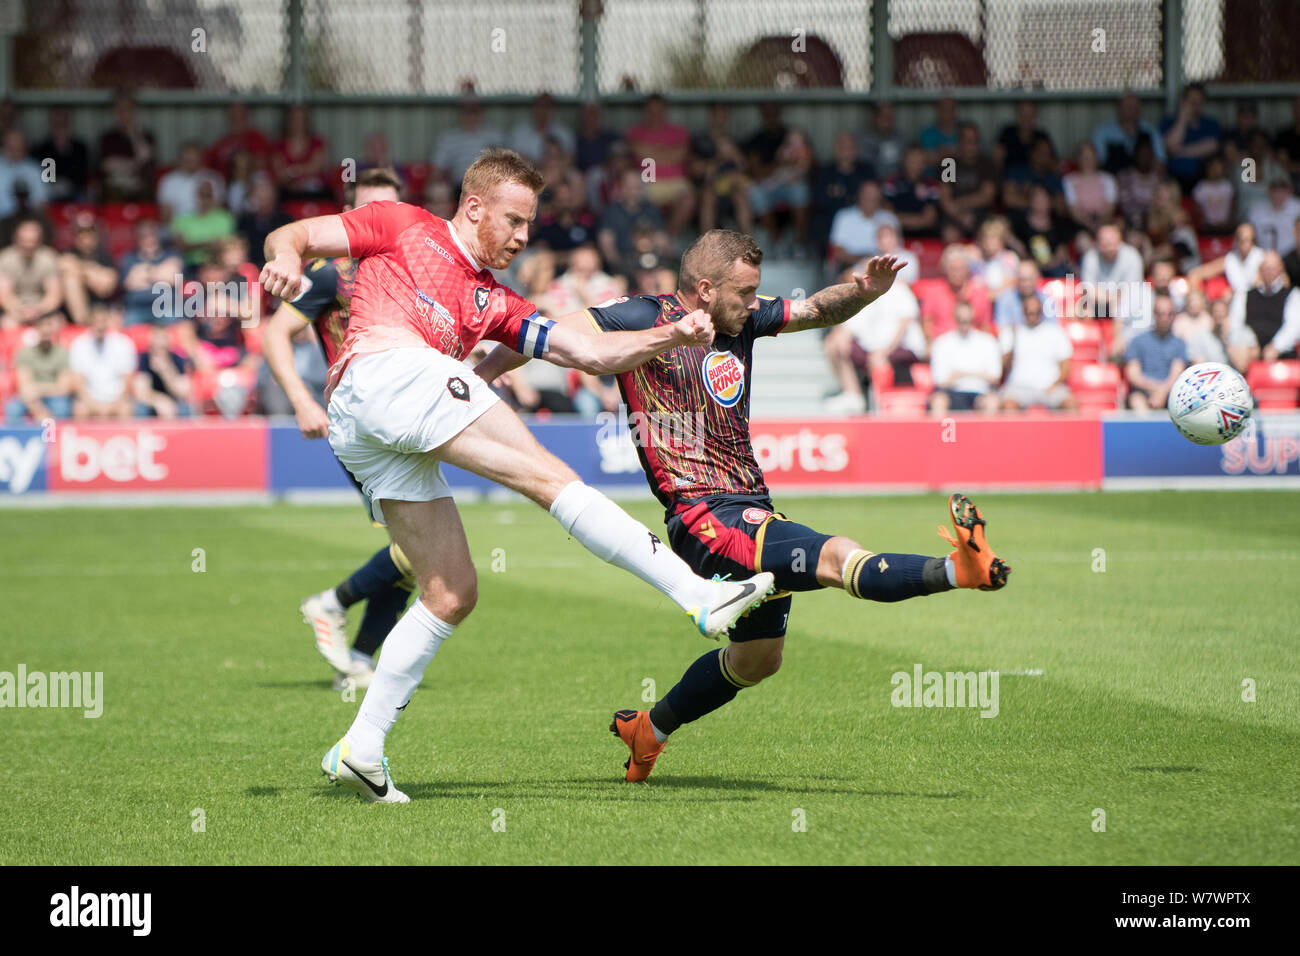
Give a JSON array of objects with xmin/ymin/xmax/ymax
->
[
  {"xmin": 672, "ymin": 309, "xmax": 715, "ymax": 349},
  {"xmin": 260, "ymin": 253, "xmax": 305, "ymax": 301}
]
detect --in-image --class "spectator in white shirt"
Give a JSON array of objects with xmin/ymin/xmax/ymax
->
[
  {"xmin": 432, "ymin": 95, "xmax": 505, "ymax": 185},
  {"xmin": 1248, "ymin": 179, "xmax": 1300, "ymax": 256},
  {"xmin": 1188, "ymin": 221, "xmax": 1263, "ymax": 296},
  {"xmin": 928, "ymin": 302, "xmax": 1002, "ymax": 414},
  {"xmin": 1081, "ymin": 223, "xmax": 1145, "ymax": 289},
  {"xmin": 69, "ymin": 302, "xmax": 137, "ymax": 419},
  {"xmin": 157, "ymin": 142, "xmax": 225, "ymax": 223},
  {"xmin": 1229, "ymin": 251, "xmax": 1300, "ymax": 360},
  {"xmin": 843, "ymin": 222, "xmax": 918, "ymax": 285},
  {"xmin": 827, "ymin": 180, "xmax": 900, "ymax": 275},
  {"xmin": 824, "ymin": 274, "xmax": 923, "ymax": 415},
  {"xmin": 999, "ymin": 294, "xmax": 1074, "ymax": 410},
  {"xmin": 509, "ymin": 93, "xmax": 575, "ymax": 163},
  {"xmin": 1184, "ymin": 294, "xmax": 1257, "ymax": 370}
]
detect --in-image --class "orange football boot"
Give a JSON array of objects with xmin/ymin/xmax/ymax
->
[
  {"xmin": 610, "ymin": 709, "xmax": 665, "ymax": 782},
  {"xmin": 937, "ymin": 493, "xmax": 1010, "ymax": 591}
]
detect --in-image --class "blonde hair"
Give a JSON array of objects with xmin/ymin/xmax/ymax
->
[
  {"xmin": 680, "ymin": 229, "xmax": 763, "ymax": 290},
  {"xmin": 461, "ymin": 148, "xmax": 545, "ymax": 205}
]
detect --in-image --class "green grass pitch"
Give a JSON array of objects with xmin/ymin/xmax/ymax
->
[{"xmin": 2, "ymin": 490, "xmax": 1297, "ymax": 865}]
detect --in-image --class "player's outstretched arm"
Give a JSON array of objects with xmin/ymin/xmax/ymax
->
[
  {"xmin": 260, "ymin": 215, "xmax": 350, "ymax": 301},
  {"xmin": 542, "ymin": 309, "xmax": 714, "ymax": 374},
  {"xmin": 785, "ymin": 255, "xmax": 905, "ymax": 334}
]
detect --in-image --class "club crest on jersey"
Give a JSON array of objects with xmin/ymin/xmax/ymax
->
[
  {"xmin": 447, "ymin": 377, "xmax": 470, "ymax": 401},
  {"xmin": 701, "ymin": 351, "xmax": 745, "ymax": 408},
  {"xmin": 474, "ymin": 286, "xmax": 490, "ymax": 313},
  {"xmin": 742, "ymin": 507, "xmax": 770, "ymax": 525}
]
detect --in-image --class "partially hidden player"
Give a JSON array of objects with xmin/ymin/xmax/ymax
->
[{"xmin": 261, "ymin": 167, "xmax": 413, "ymax": 690}]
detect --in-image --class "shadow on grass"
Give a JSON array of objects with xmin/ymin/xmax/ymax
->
[{"xmin": 314, "ymin": 775, "xmax": 979, "ymax": 802}]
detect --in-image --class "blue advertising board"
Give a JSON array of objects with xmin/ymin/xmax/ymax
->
[
  {"xmin": 0, "ymin": 426, "xmax": 48, "ymax": 495},
  {"xmin": 1103, "ymin": 414, "xmax": 1300, "ymax": 478}
]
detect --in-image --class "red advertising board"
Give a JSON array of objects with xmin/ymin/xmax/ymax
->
[
  {"xmin": 46, "ymin": 421, "xmax": 267, "ymax": 491},
  {"xmin": 751, "ymin": 416, "xmax": 1103, "ymax": 489}
]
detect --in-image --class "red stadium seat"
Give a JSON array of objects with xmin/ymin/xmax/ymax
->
[
  {"xmin": 124, "ymin": 324, "xmax": 153, "ymax": 352},
  {"xmin": 905, "ymin": 239, "xmax": 945, "ymax": 278},
  {"xmin": 1247, "ymin": 360, "xmax": 1300, "ymax": 410},
  {"xmin": 1203, "ymin": 275, "xmax": 1232, "ymax": 302},
  {"xmin": 0, "ymin": 325, "xmax": 33, "ymax": 365},
  {"xmin": 1069, "ymin": 361, "xmax": 1122, "ymax": 412},
  {"xmin": 100, "ymin": 203, "xmax": 160, "ymax": 259},
  {"xmin": 1198, "ymin": 235, "xmax": 1234, "ymax": 263},
  {"xmin": 241, "ymin": 321, "xmax": 263, "ymax": 356},
  {"xmin": 1064, "ymin": 320, "xmax": 1104, "ymax": 363},
  {"xmin": 404, "ymin": 162, "xmax": 433, "ymax": 202},
  {"xmin": 283, "ymin": 200, "xmax": 340, "ymax": 221},
  {"xmin": 45, "ymin": 201, "xmax": 97, "ymax": 251},
  {"xmin": 872, "ymin": 361, "xmax": 932, "ymax": 416},
  {"xmin": 59, "ymin": 325, "xmax": 90, "ymax": 349},
  {"xmin": 1038, "ymin": 278, "xmax": 1084, "ymax": 321}
]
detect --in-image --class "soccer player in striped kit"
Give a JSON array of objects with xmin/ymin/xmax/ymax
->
[{"xmin": 479, "ymin": 230, "xmax": 1011, "ymax": 782}]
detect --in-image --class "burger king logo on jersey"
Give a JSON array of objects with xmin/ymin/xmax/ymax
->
[{"xmin": 702, "ymin": 351, "xmax": 745, "ymax": 408}]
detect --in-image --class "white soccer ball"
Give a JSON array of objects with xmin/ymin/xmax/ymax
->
[{"xmin": 1168, "ymin": 362, "xmax": 1254, "ymax": 445}]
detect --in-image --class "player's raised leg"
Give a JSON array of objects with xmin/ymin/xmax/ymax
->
[
  {"xmin": 817, "ymin": 492, "xmax": 1010, "ymax": 597},
  {"xmin": 435, "ymin": 401, "xmax": 773, "ymax": 639},
  {"xmin": 322, "ymin": 497, "xmax": 474, "ymax": 803}
]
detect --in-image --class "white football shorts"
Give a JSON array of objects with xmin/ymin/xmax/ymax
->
[{"xmin": 328, "ymin": 347, "xmax": 499, "ymax": 524}]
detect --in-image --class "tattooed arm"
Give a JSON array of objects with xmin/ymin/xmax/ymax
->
[{"xmin": 784, "ymin": 255, "xmax": 905, "ymax": 334}]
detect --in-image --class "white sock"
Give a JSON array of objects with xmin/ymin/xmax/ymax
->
[
  {"xmin": 350, "ymin": 648, "xmax": 374, "ymax": 668},
  {"xmin": 320, "ymin": 588, "xmax": 345, "ymax": 615},
  {"xmin": 344, "ymin": 600, "xmax": 452, "ymax": 764},
  {"xmin": 649, "ymin": 719, "xmax": 669, "ymax": 744},
  {"xmin": 944, "ymin": 556, "xmax": 957, "ymax": 587},
  {"xmin": 549, "ymin": 481, "xmax": 713, "ymax": 611}
]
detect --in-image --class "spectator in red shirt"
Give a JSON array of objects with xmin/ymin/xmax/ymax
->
[
  {"xmin": 625, "ymin": 94, "xmax": 695, "ymax": 237},
  {"xmin": 205, "ymin": 102, "xmax": 271, "ymax": 180},
  {"xmin": 919, "ymin": 245, "xmax": 994, "ymax": 343},
  {"xmin": 271, "ymin": 105, "xmax": 331, "ymax": 200}
]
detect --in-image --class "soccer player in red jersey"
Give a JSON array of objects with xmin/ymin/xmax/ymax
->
[
  {"xmin": 259, "ymin": 150, "xmax": 773, "ymax": 802},
  {"xmin": 262, "ymin": 168, "xmax": 415, "ymax": 691},
  {"xmin": 477, "ymin": 229, "xmax": 1010, "ymax": 782}
]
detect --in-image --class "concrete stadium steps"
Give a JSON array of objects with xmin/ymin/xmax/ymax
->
[{"xmin": 749, "ymin": 258, "xmax": 833, "ymax": 418}]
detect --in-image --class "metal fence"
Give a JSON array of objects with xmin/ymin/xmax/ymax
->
[{"xmin": 5, "ymin": 0, "xmax": 1298, "ymax": 99}]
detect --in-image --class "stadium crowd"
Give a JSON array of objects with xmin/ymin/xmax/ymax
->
[{"xmin": 3, "ymin": 87, "xmax": 1300, "ymax": 425}]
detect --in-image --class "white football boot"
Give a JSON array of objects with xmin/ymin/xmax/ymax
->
[
  {"xmin": 331, "ymin": 662, "xmax": 375, "ymax": 692},
  {"xmin": 689, "ymin": 571, "xmax": 776, "ymax": 641},
  {"xmin": 321, "ymin": 739, "xmax": 409, "ymax": 804},
  {"xmin": 300, "ymin": 591, "xmax": 353, "ymax": 673}
]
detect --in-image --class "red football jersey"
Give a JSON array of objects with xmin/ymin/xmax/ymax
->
[{"xmin": 325, "ymin": 201, "xmax": 544, "ymax": 398}]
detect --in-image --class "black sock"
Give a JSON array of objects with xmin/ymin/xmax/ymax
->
[
  {"xmin": 843, "ymin": 552, "xmax": 953, "ymax": 602},
  {"xmin": 649, "ymin": 648, "xmax": 754, "ymax": 736},
  {"xmin": 335, "ymin": 545, "xmax": 405, "ymax": 608},
  {"xmin": 352, "ymin": 583, "xmax": 412, "ymax": 658}
]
